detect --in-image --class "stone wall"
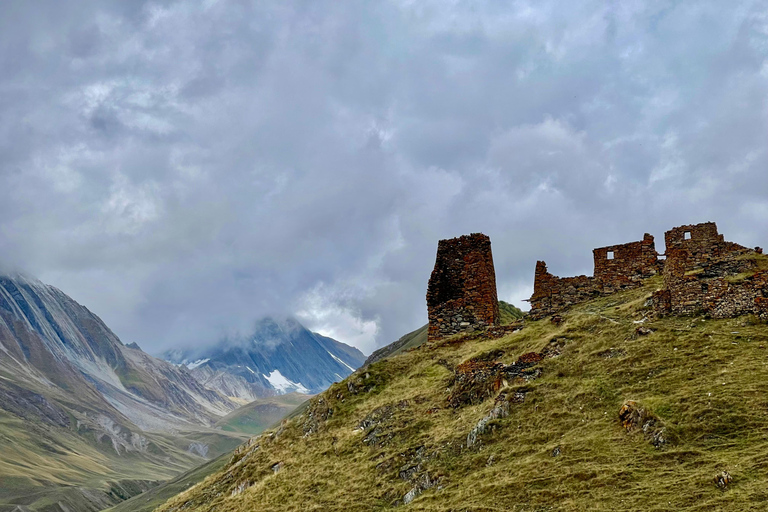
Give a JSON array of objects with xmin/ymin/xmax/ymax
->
[
  {"xmin": 593, "ymin": 234, "xmax": 663, "ymax": 292},
  {"xmin": 529, "ymin": 234, "xmax": 662, "ymax": 319},
  {"xmin": 528, "ymin": 262, "xmax": 598, "ymax": 320},
  {"xmin": 653, "ymin": 222, "xmax": 768, "ymax": 318},
  {"xmin": 427, "ymin": 233, "xmax": 499, "ymax": 341},
  {"xmin": 664, "ymin": 222, "xmax": 755, "ymax": 267}
]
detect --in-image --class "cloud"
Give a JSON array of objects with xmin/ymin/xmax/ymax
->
[{"xmin": 0, "ymin": 0, "xmax": 766, "ymax": 355}]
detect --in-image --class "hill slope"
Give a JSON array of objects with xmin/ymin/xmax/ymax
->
[
  {"xmin": 156, "ymin": 277, "xmax": 768, "ymax": 511},
  {"xmin": 0, "ymin": 273, "xmax": 248, "ymax": 511}
]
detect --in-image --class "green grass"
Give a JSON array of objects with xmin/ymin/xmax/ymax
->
[
  {"xmin": 104, "ymin": 453, "xmax": 232, "ymax": 512},
  {"xmin": 214, "ymin": 393, "xmax": 311, "ymax": 435},
  {"xmin": 155, "ymin": 280, "xmax": 768, "ymax": 511}
]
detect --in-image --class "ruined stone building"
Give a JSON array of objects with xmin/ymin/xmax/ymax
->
[
  {"xmin": 529, "ymin": 221, "xmax": 768, "ymax": 321},
  {"xmin": 652, "ymin": 223, "xmax": 767, "ymax": 319},
  {"xmin": 529, "ymin": 234, "xmax": 663, "ymax": 319},
  {"xmin": 426, "ymin": 233, "xmax": 499, "ymax": 341}
]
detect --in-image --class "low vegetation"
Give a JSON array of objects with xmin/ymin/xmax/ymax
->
[{"xmin": 155, "ymin": 278, "xmax": 768, "ymax": 511}]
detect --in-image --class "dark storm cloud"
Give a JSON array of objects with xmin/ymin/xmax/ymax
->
[{"xmin": 0, "ymin": 0, "xmax": 766, "ymax": 354}]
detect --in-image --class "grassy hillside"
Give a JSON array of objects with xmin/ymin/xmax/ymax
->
[
  {"xmin": 105, "ymin": 395, "xmax": 309, "ymax": 512},
  {"xmin": 364, "ymin": 301, "xmax": 523, "ymax": 368},
  {"xmin": 214, "ymin": 393, "xmax": 311, "ymax": 435},
  {"xmin": 499, "ymin": 300, "xmax": 525, "ymax": 324},
  {"xmin": 0, "ymin": 407, "xmax": 247, "ymax": 512},
  {"xmin": 104, "ymin": 453, "xmax": 231, "ymax": 512},
  {"xmin": 156, "ymin": 277, "xmax": 768, "ymax": 511}
]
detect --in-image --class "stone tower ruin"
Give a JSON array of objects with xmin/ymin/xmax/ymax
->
[{"xmin": 426, "ymin": 233, "xmax": 499, "ymax": 341}]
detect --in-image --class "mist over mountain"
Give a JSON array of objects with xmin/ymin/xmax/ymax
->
[{"xmin": 164, "ymin": 317, "xmax": 366, "ymax": 402}]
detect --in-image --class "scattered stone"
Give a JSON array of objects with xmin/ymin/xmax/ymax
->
[
  {"xmin": 358, "ymin": 401, "xmax": 409, "ymax": 447},
  {"xmin": 447, "ymin": 358, "xmax": 538, "ymax": 409},
  {"xmin": 466, "ymin": 397, "xmax": 510, "ymax": 448},
  {"xmin": 619, "ymin": 400, "xmax": 666, "ymax": 448},
  {"xmin": 597, "ymin": 348, "xmax": 626, "ymax": 359},
  {"xmin": 635, "ymin": 326, "xmax": 653, "ymax": 336},
  {"xmin": 402, "ymin": 473, "xmax": 437, "ymax": 505},
  {"xmin": 270, "ymin": 462, "xmax": 283, "ymax": 473},
  {"xmin": 551, "ymin": 314, "xmax": 563, "ymax": 325},
  {"xmin": 539, "ymin": 337, "xmax": 570, "ymax": 359},
  {"xmin": 517, "ymin": 352, "xmax": 544, "ymax": 364},
  {"xmin": 551, "ymin": 446, "xmax": 561, "ymax": 457},
  {"xmin": 302, "ymin": 397, "xmax": 333, "ymax": 437},
  {"xmin": 486, "ymin": 454, "xmax": 496, "ymax": 466},
  {"xmin": 714, "ymin": 471, "xmax": 732, "ymax": 489}
]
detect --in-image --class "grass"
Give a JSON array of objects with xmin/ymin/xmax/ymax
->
[
  {"xmin": 156, "ymin": 280, "xmax": 768, "ymax": 511},
  {"xmin": 214, "ymin": 393, "xmax": 311, "ymax": 435}
]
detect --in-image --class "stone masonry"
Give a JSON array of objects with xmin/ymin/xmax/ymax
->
[
  {"xmin": 529, "ymin": 221, "xmax": 768, "ymax": 321},
  {"xmin": 529, "ymin": 234, "xmax": 663, "ymax": 319},
  {"xmin": 653, "ymin": 222, "xmax": 767, "ymax": 318},
  {"xmin": 427, "ymin": 233, "xmax": 499, "ymax": 341}
]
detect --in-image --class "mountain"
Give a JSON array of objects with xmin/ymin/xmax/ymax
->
[
  {"xmin": 164, "ymin": 317, "xmax": 366, "ymax": 402},
  {"xmin": 0, "ymin": 272, "xmax": 250, "ymax": 511},
  {"xmin": 155, "ymin": 275, "xmax": 768, "ymax": 511}
]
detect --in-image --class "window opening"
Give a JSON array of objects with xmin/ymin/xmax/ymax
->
[
  {"xmin": 607, "ymin": 251, "xmax": 615, "ymax": 260},
  {"xmin": 684, "ymin": 231, "xmax": 692, "ymax": 240}
]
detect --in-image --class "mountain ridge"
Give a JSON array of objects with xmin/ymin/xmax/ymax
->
[
  {"xmin": 164, "ymin": 317, "xmax": 366, "ymax": 401},
  {"xmin": 0, "ymin": 272, "xmax": 250, "ymax": 511}
]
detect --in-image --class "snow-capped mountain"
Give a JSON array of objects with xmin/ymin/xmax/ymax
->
[{"xmin": 164, "ymin": 317, "xmax": 366, "ymax": 401}]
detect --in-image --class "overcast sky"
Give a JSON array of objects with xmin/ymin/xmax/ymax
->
[{"xmin": 1, "ymin": 1, "xmax": 767, "ymax": 355}]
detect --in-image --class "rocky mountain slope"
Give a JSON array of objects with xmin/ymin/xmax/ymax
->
[
  {"xmin": 156, "ymin": 274, "xmax": 768, "ymax": 511},
  {"xmin": 0, "ymin": 272, "xmax": 251, "ymax": 511},
  {"xmin": 106, "ymin": 394, "xmax": 311, "ymax": 512},
  {"xmin": 164, "ymin": 317, "xmax": 366, "ymax": 402}
]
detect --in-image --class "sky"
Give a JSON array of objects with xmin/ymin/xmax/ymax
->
[{"xmin": 1, "ymin": 1, "xmax": 767, "ymax": 355}]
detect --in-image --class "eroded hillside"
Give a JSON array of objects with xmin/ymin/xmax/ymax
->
[{"xmin": 155, "ymin": 278, "xmax": 768, "ymax": 511}]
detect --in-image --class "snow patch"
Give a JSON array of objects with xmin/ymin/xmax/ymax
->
[
  {"xmin": 246, "ymin": 366, "xmax": 256, "ymax": 375},
  {"xmin": 262, "ymin": 369, "xmax": 309, "ymax": 394},
  {"xmin": 327, "ymin": 351, "xmax": 355, "ymax": 372},
  {"xmin": 186, "ymin": 358, "xmax": 210, "ymax": 370}
]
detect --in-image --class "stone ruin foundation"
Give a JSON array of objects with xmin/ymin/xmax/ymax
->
[
  {"xmin": 426, "ymin": 233, "xmax": 499, "ymax": 341},
  {"xmin": 529, "ymin": 222, "xmax": 768, "ymax": 321}
]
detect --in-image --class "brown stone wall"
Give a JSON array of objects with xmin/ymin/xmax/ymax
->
[
  {"xmin": 593, "ymin": 233, "xmax": 662, "ymax": 292},
  {"xmin": 427, "ymin": 233, "xmax": 499, "ymax": 341},
  {"xmin": 528, "ymin": 261, "xmax": 598, "ymax": 320},
  {"xmin": 664, "ymin": 222, "xmax": 751, "ymax": 267},
  {"xmin": 529, "ymin": 234, "xmax": 661, "ymax": 319},
  {"xmin": 653, "ymin": 223, "xmax": 766, "ymax": 318},
  {"xmin": 529, "ymin": 221, "xmax": 766, "ymax": 322}
]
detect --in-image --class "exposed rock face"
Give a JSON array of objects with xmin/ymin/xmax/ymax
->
[
  {"xmin": 426, "ymin": 233, "xmax": 499, "ymax": 341},
  {"xmin": 529, "ymin": 234, "xmax": 662, "ymax": 319}
]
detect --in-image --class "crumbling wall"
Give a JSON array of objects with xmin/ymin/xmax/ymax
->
[
  {"xmin": 653, "ymin": 222, "xmax": 767, "ymax": 318},
  {"xmin": 427, "ymin": 233, "xmax": 499, "ymax": 341},
  {"xmin": 593, "ymin": 234, "xmax": 662, "ymax": 292},
  {"xmin": 529, "ymin": 234, "xmax": 661, "ymax": 319},
  {"xmin": 528, "ymin": 262, "xmax": 598, "ymax": 320},
  {"xmin": 664, "ymin": 222, "xmax": 754, "ymax": 268}
]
